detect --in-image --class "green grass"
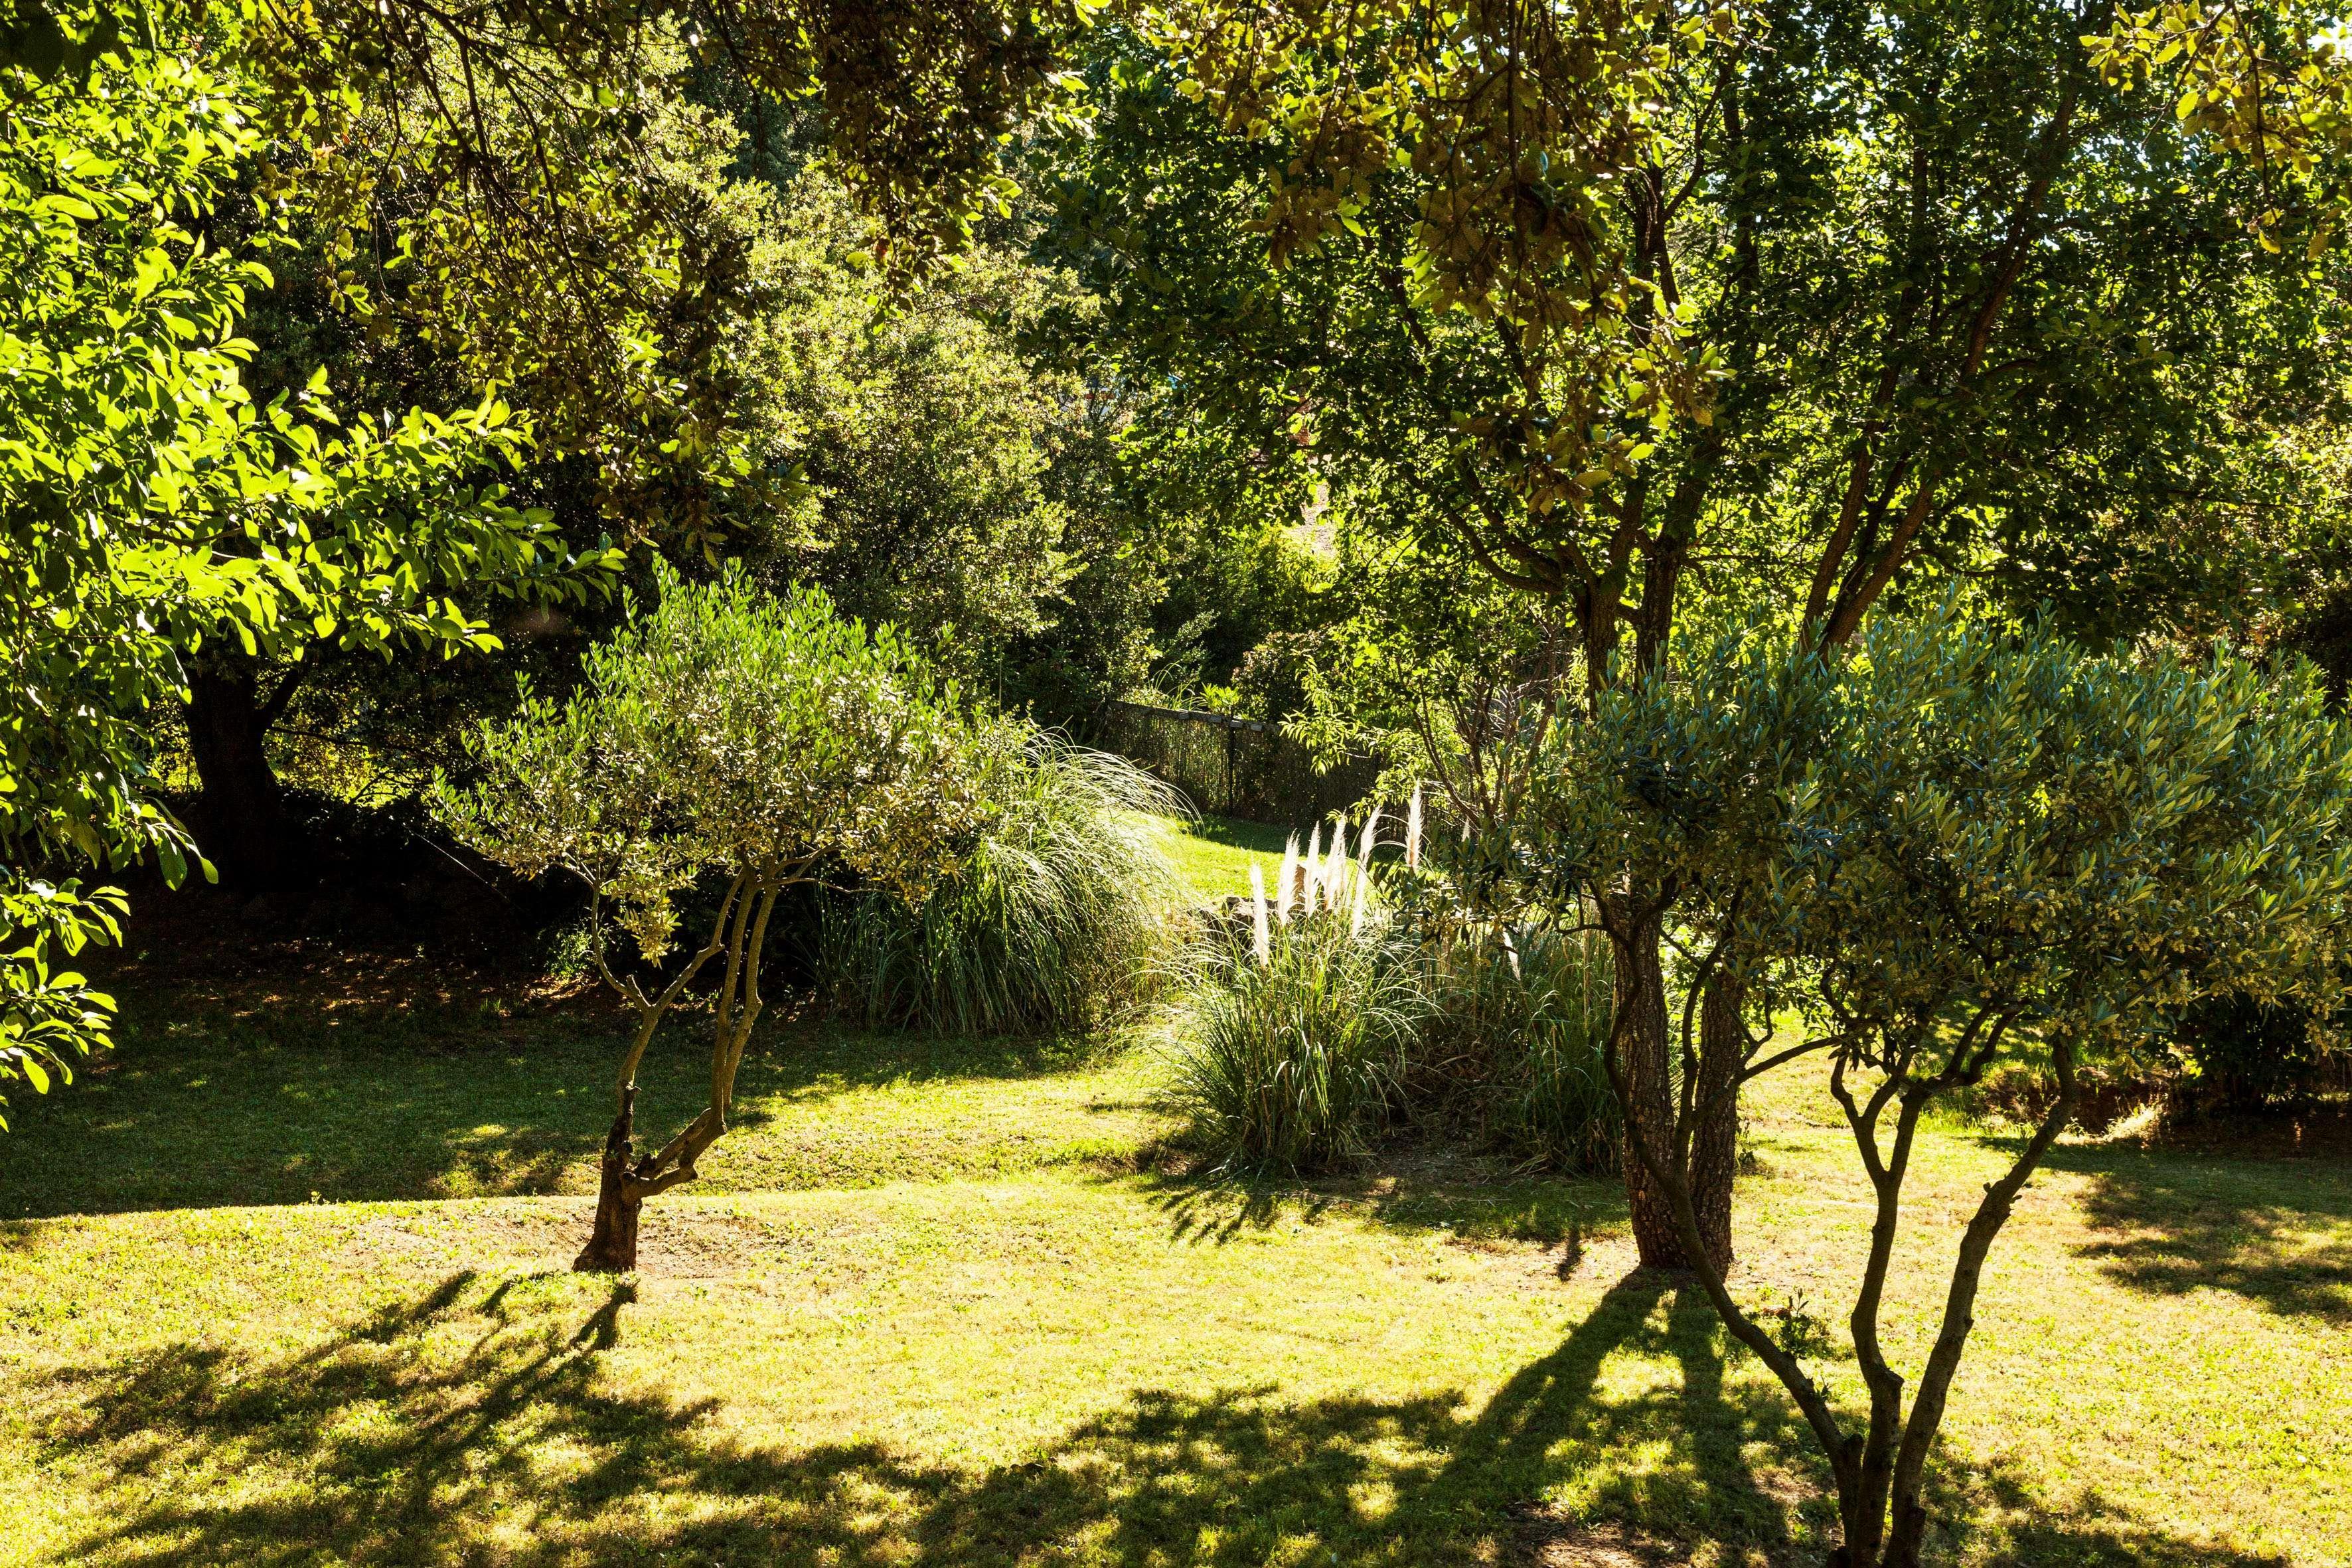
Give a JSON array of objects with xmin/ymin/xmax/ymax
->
[
  {"xmin": 1, "ymin": 915, "xmax": 2349, "ymax": 1565},
  {"xmin": 1161, "ymin": 812, "xmax": 1292, "ymax": 902}
]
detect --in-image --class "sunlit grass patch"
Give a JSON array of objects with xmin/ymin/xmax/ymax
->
[{"xmin": 0, "ymin": 947, "xmax": 2346, "ymax": 1567}]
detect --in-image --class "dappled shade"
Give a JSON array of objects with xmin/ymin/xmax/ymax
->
[{"xmin": 31, "ymin": 1269, "xmax": 2293, "ymax": 1568}]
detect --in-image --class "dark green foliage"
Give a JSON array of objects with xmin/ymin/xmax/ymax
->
[
  {"xmin": 2169, "ymin": 994, "xmax": 2351, "ymax": 1121},
  {"xmin": 1424, "ymin": 927, "xmax": 1621, "ymax": 1176}
]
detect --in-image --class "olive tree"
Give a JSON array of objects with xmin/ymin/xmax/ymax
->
[
  {"xmin": 437, "ymin": 564, "xmax": 989, "ymax": 1271},
  {"xmin": 1529, "ymin": 609, "xmax": 2352, "ymax": 1567}
]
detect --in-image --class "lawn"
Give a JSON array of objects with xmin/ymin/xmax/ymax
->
[
  {"xmin": 1, "ymin": 894, "xmax": 2347, "ymax": 1565},
  {"xmin": 1157, "ymin": 813, "xmax": 1294, "ymax": 902}
]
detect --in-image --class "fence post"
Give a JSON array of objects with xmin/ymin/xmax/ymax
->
[{"xmin": 1225, "ymin": 722, "xmax": 1238, "ymax": 816}]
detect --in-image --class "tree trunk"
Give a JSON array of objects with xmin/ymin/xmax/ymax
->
[
  {"xmin": 1610, "ymin": 911, "xmax": 1689, "ymax": 1268},
  {"xmin": 576, "ymin": 1095, "xmax": 643, "ymax": 1272},
  {"xmin": 1609, "ymin": 909, "xmax": 1743, "ymax": 1273},
  {"xmin": 1691, "ymin": 974, "xmax": 1745, "ymax": 1275},
  {"xmin": 183, "ymin": 657, "xmax": 298, "ymax": 888}
]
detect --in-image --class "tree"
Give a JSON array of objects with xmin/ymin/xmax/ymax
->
[
  {"xmin": 1527, "ymin": 607, "xmax": 2352, "ymax": 1566},
  {"xmin": 1041, "ymin": 0, "xmax": 2351, "ymax": 1266},
  {"xmin": 171, "ymin": 61, "xmax": 776, "ymax": 884},
  {"xmin": 159, "ymin": 7, "xmax": 1129, "ymax": 873},
  {"xmin": 0, "ymin": 31, "xmax": 582, "ymax": 1121},
  {"xmin": 435, "ymin": 565, "xmax": 992, "ymax": 1270},
  {"xmin": 745, "ymin": 173, "xmax": 1090, "ymax": 682}
]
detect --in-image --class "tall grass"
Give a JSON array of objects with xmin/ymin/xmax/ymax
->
[
  {"xmin": 1164, "ymin": 912, "xmax": 1429, "ymax": 1175},
  {"xmin": 818, "ymin": 737, "xmax": 1187, "ymax": 1036},
  {"xmin": 1166, "ymin": 795, "xmax": 1619, "ymax": 1178},
  {"xmin": 1171, "ymin": 804, "xmax": 1618, "ymax": 1184},
  {"xmin": 1425, "ymin": 924, "xmax": 1618, "ymax": 1173}
]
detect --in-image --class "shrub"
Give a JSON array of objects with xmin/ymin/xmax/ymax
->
[
  {"xmin": 816, "ymin": 737, "xmax": 1187, "ymax": 1036},
  {"xmin": 1964, "ymin": 993, "xmax": 2352, "ymax": 1131},
  {"xmin": 1164, "ymin": 838, "xmax": 1428, "ymax": 1174},
  {"xmin": 2167, "ymin": 992, "xmax": 2352, "ymax": 1121},
  {"xmin": 435, "ymin": 563, "xmax": 987, "ymax": 1271},
  {"xmin": 1166, "ymin": 805, "xmax": 1622, "ymax": 1178},
  {"xmin": 1425, "ymin": 925, "xmax": 1620, "ymax": 1174}
]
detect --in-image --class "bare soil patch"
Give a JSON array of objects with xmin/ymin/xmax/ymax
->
[{"xmin": 349, "ymin": 1198, "xmax": 795, "ymax": 1280}]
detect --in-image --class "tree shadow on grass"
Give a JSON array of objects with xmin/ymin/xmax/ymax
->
[
  {"xmin": 2040, "ymin": 1140, "xmax": 2352, "ymax": 1326},
  {"xmin": 31, "ymin": 1271, "xmax": 2278, "ymax": 1568},
  {"xmin": 0, "ymin": 976, "xmax": 1136, "ymax": 1221},
  {"xmin": 1144, "ymin": 1158, "xmax": 1626, "ymax": 1255},
  {"xmin": 31, "ymin": 1271, "xmax": 1776, "ymax": 1567}
]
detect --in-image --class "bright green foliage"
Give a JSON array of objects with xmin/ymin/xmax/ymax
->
[
  {"xmin": 752, "ymin": 175, "xmax": 1090, "ymax": 676},
  {"xmin": 0, "ymin": 880, "xmax": 121, "ymax": 1130},
  {"xmin": 1045, "ymin": 5, "xmax": 2351, "ymax": 672},
  {"xmin": 817, "ymin": 738, "xmax": 1187, "ymax": 1037},
  {"xmin": 0, "ymin": 36, "xmax": 588, "ymax": 1124},
  {"xmin": 1044, "ymin": 1, "xmax": 2352, "ymax": 1271},
  {"xmin": 1522, "ymin": 623, "xmax": 1837, "ymax": 936},
  {"xmin": 1145, "ymin": 0, "xmax": 1725, "ymax": 510},
  {"xmin": 2090, "ymin": 1, "xmax": 2352, "ymax": 255},
  {"xmin": 1772, "ymin": 621, "xmax": 2352, "ymax": 1064},
  {"xmin": 437, "ymin": 563, "xmax": 987, "ymax": 963},
  {"xmin": 223, "ymin": 0, "xmax": 1102, "ymax": 281}
]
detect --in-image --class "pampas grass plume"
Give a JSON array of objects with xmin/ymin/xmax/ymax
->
[
  {"xmin": 1304, "ymin": 823, "xmax": 1322, "ymax": 915},
  {"xmin": 1249, "ymin": 860, "xmax": 1272, "ymax": 963}
]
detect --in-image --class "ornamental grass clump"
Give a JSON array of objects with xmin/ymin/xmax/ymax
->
[
  {"xmin": 1166, "ymin": 814, "xmax": 1429, "ymax": 1174},
  {"xmin": 1426, "ymin": 923, "xmax": 1619, "ymax": 1174},
  {"xmin": 817, "ymin": 737, "xmax": 1188, "ymax": 1036}
]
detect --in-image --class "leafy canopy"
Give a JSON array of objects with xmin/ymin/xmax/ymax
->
[
  {"xmin": 436, "ymin": 562, "xmax": 994, "ymax": 965},
  {"xmin": 0, "ymin": 34, "xmax": 605, "ymax": 1123}
]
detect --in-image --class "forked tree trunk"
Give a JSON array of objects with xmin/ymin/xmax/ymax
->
[
  {"xmin": 1616, "ymin": 1016, "xmax": 2077, "ymax": 1568},
  {"xmin": 571, "ymin": 880, "xmax": 780, "ymax": 1273},
  {"xmin": 576, "ymin": 1090, "xmax": 645, "ymax": 1271},
  {"xmin": 1609, "ymin": 907, "xmax": 1743, "ymax": 1272}
]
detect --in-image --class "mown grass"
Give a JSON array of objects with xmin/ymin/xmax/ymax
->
[
  {"xmin": 0, "ymin": 975, "xmax": 1157, "ymax": 1220},
  {"xmin": 1160, "ymin": 813, "xmax": 1291, "ymax": 902},
  {"xmin": 2, "ymin": 884, "xmax": 2348, "ymax": 1566}
]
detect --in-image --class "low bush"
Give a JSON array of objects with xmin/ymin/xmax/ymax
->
[
  {"xmin": 1964, "ymin": 994, "xmax": 2352, "ymax": 1133},
  {"xmin": 1163, "ymin": 811, "xmax": 1622, "ymax": 1177},
  {"xmin": 816, "ymin": 737, "xmax": 1187, "ymax": 1036},
  {"xmin": 2167, "ymin": 992, "xmax": 2352, "ymax": 1121}
]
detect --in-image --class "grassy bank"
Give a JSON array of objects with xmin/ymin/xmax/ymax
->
[{"xmin": 1, "ymin": 876, "xmax": 2347, "ymax": 1565}]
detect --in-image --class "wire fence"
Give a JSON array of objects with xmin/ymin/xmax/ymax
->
[{"xmin": 1089, "ymin": 700, "xmax": 1380, "ymax": 824}]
